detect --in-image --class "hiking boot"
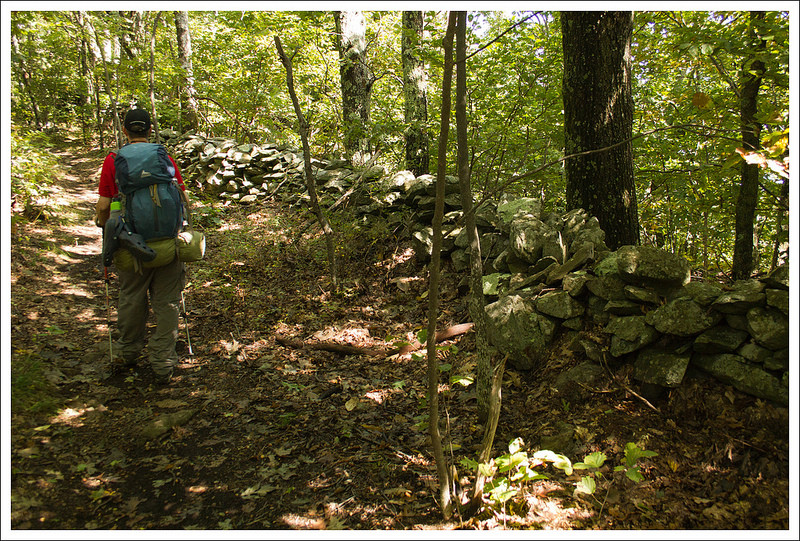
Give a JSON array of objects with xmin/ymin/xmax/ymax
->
[
  {"xmin": 122, "ymin": 353, "xmax": 141, "ymax": 368},
  {"xmin": 154, "ymin": 369, "xmax": 173, "ymax": 385}
]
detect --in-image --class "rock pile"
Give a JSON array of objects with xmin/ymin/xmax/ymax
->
[
  {"xmin": 163, "ymin": 131, "xmax": 790, "ymax": 406},
  {"xmin": 482, "ymin": 236, "xmax": 790, "ymax": 406}
]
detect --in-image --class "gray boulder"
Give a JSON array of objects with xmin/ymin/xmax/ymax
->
[
  {"xmin": 563, "ymin": 271, "xmax": 590, "ymax": 297},
  {"xmin": 586, "ymin": 275, "xmax": 627, "ymax": 301},
  {"xmin": 693, "ymin": 325, "xmax": 749, "ymax": 354},
  {"xmin": 747, "ymin": 307, "xmax": 789, "ymax": 350},
  {"xmin": 604, "ymin": 316, "xmax": 659, "ymax": 357},
  {"xmin": 710, "ymin": 280, "xmax": 766, "ymax": 314},
  {"xmin": 763, "ymin": 264, "xmax": 789, "ymax": 290},
  {"xmin": 764, "ymin": 348, "xmax": 789, "ymax": 372},
  {"xmin": 510, "ymin": 218, "xmax": 549, "ymax": 264},
  {"xmin": 546, "ymin": 244, "xmax": 595, "ymax": 285},
  {"xmin": 485, "ymin": 294, "xmax": 557, "ymax": 371},
  {"xmin": 634, "ymin": 349, "xmax": 691, "ymax": 387},
  {"xmin": 765, "ymin": 289, "xmax": 789, "ymax": 315},
  {"xmin": 646, "ymin": 298, "xmax": 722, "ymax": 336},
  {"xmin": 623, "ymin": 285, "xmax": 661, "ymax": 306},
  {"xmin": 616, "ymin": 245, "xmax": 691, "ymax": 290},
  {"xmin": 680, "ymin": 281, "xmax": 724, "ymax": 307},
  {"xmin": 497, "ymin": 197, "xmax": 541, "ymax": 228},
  {"xmin": 692, "ymin": 353, "xmax": 789, "ymax": 406},
  {"xmin": 535, "ymin": 290, "xmax": 585, "ymax": 319},
  {"xmin": 569, "ymin": 217, "xmax": 607, "ymax": 255},
  {"xmin": 736, "ymin": 340, "xmax": 772, "ymax": 365}
]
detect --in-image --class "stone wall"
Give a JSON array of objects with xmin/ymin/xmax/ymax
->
[{"xmin": 163, "ymin": 131, "xmax": 790, "ymax": 406}]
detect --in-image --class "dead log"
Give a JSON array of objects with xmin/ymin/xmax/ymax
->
[{"xmin": 275, "ymin": 322, "xmax": 474, "ymax": 358}]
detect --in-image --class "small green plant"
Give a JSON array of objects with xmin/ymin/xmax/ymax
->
[
  {"xmin": 572, "ymin": 442, "xmax": 658, "ymax": 514},
  {"xmin": 614, "ymin": 442, "xmax": 659, "ymax": 483},
  {"xmin": 461, "ymin": 438, "xmax": 659, "ymax": 520},
  {"xmin": 461, "ymin": 438, "xmax": 554, "ymax": 513}
]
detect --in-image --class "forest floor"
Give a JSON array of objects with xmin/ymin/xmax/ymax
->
[{"xmin": 7, "ymin": 137, "xmax": 793, "ymax": 533}]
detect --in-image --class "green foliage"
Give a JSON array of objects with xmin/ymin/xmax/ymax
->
[
  {"xmin": 462, "ymin": 438, "xmax": 659, "ymax": 518},
  {"xmin": 8, "ymin": 10, "xmax": 791, "ymax": 277},
  {"xmin": 614, "ymin": 442, "xmax": 659, "ymax": 483},
  {"xmin": 10, "ymin": 129, "xmax": 62, "ymax": 213}
]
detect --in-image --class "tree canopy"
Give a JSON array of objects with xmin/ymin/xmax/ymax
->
[{"xmin": 8, "ymin": 8, "xmax": 792, "ymax": 278}]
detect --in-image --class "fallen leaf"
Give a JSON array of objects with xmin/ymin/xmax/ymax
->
[{"xmin": 345, "ymin": 397, "xmax": 360, "ymax": 411}]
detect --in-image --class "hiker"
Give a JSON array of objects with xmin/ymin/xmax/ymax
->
[{"xmin": 95, "ymin": 108, "xmax": 188, "ymax": 384}]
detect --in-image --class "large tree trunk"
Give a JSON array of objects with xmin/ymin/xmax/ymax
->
[
  {"xmin": 402, "ymin": 11, "xmax": 430, "ymax": 176},
  {"xmin": 561, "ymin": 11, "xmax": 639, "ymax": 250},
  {"xmin": 334, "ymin": 11, "xmax": 373, "ymax": 166},
  {"xmin": 174, "ymin": 11, "xmax": 199, "ymax": 132},
  {"xmin": 732, "ymin": 11, "xmax": 766, "ymax": 280}
]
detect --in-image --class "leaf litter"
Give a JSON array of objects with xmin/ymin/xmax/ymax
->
[{"xmin": 8, "ymin": 142, "xmax": 791, "ymax": 531}]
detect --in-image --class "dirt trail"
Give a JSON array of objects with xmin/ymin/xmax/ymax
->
[{"xmin": 9, "ymin": 140, "xmax": 792, "ymax": 531}]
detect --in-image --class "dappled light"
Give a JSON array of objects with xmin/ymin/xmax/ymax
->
[{"xmin": 8, "ymin": 6, "xmax": 792, "ymax": 534}]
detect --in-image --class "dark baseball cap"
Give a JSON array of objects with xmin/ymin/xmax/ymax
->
[{"xmin": 124, "ymin": 108, "xmax": 151, "ymax": 134}]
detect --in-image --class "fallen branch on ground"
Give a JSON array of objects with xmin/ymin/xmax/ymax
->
[{"xmin": 275, "ymin": 322, "xmax": 474, "ymax": 358}]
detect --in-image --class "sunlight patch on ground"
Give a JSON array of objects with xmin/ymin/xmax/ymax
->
[
  {"xmin": 49, "ymin": 406, "xmax": 95, "ymax": 427},
  {"xmin": 281, "ymin": 512, "xmax": 327, "ymax": 529},
  {"xmin": 218, "ymin": 222, "xmax": 243, "ymax": 232}
]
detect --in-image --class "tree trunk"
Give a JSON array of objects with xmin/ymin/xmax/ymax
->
[
  {"xmin": 453, "ymin": 12, "xmax": 492, "ymax": 426},
  {"xmin": 149, "ymin": 12, "xmax": 163, "ymax": 143},
  {"xmin": 402, "ymin": 11, "xmax": 429, "ymax": 176},
  {"xmin": 10, "ymin": 32, "xmax": 43, "ymax": 131},
  {"xmin": 425, "ymin": 11, "xmax": 457, "ymax": 520},
  {"xmin": 274, "ymin": 36, "xmax": 339, "ymax": 292},
  {"xmin": 561, "ymin": 11, "xmax": 639, "ymax": 250},
  {"xmin": 86, "ymin": 13, "xmax": 123, "ymax": 148},
  {"xmin": 334, "ymin": 11, "xmax": 373, "ymax": 166},
  {"xmin": 732, "ymin": 11, "xmax": 765, "ymax": 280},
  {"xmin": 770, "ymin": 178, "xmax": 789, "ymax": 270},
  {"xmin": 174, "ymin": 11, "xmax": 199, "ymax": 132},
  {"xmin": 71, "ymin": 11, "xmax": 93, "ymax": 144}
]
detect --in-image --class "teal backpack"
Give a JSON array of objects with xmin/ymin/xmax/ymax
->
[
  {"xmin": 102, "ymin": 142, "xmax": 185, "ymax": 270},
  {"xmin": 114, "ymin": 142, "xmax": 184, "ymax": 242}
]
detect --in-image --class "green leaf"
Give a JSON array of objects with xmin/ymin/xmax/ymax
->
[
  {"xmin": 508, "ymin": 437, "xmax": 524, "ymax": 454},
  {"xmin": 496, "ymin": 451, "xmax": 527, "ymax": 473},
  {"xmin": 722, "ymin": 152, "xmax": 742, "ymax": 170},
  {"xmin": 460, "ymin": 457, "xmax": 480, "ymax": 471},
  {"xmin": 533, "ymin": 450, "xmax": 573, "ymax": 476},
  {"xmin": 450, "ymin": 374, "xmax": 474, "ymax": 387},
  {"xmin": 478, "ymin": 461, "xmax": 496, "ymax": 477},
  {"xmin": 574, "ymin": 475, "xmax": 597, "ymax": 495},
  {"xmin": 625, "ymin": 467, "xmax": 645, "ymax": 483},
  {"xmin": 583, "ymin": 451, "xmax": 607, "ymax": 469}
]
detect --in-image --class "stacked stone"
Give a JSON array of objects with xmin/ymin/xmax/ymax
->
[
  {"xmin": 163, "ymin": 132, "xmax": 789, "ymax": 405},
  {"xmin": 483, "ymin": 237, "xmax": 790, "ymax": 406}
]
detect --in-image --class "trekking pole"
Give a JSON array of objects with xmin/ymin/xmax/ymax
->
[
  {"xmin": 180, "ymin": 289, "xmax": 194, "ymax": 356},
  {"xmin": 103, "ymin": 266, "xmax": 114, "ymax": 363}
]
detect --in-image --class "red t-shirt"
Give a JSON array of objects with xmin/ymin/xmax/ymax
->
[{"xmin": 98, "ymin": 149, "xmax": 185, "ymax": 198}]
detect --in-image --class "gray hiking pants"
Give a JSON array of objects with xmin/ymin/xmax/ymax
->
[{"xmin": 117, "ymin": 257, "xmax": 185, "ymax": 376}]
